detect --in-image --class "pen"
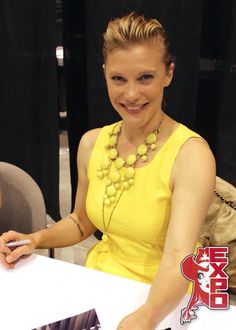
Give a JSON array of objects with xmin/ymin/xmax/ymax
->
[{"xmin": 6, "ymin": 239, "xmax": 31, "ymax": 247}]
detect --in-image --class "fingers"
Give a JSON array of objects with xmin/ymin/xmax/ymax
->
[
  {"xmin": 0, "ymin": 231, "xmax": 33, "ymax": 269},
  {"xmin": 0, "ymin": 232, "xmax": 13, "ymax": 254},
  {"xmin": 0, "ymin": 235, "xmax": 14, "ymax": 269},
  {"xmin": 0, "ymin": 242, "xmax": 11, "ymax": 254},
  {"xmin": 1, "ymin": 230, "xmax": 23, "ymax": 243},
  {"xmin": 0, "ymin": 251, "xmax": 15, "ymax": 269},
  {"xmin": 6, "ymin": 244, "xmax": 32, "ymax": 264}
]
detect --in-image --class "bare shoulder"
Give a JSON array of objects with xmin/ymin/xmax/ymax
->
[
  {"xmin": 171, "ymin": 137, "xmax": 216, "ymax": 189},
  {"xmin": 78, "ymin": 128, "xmax": 101, "ymax": 154},
  {"xmin": 77, "ymin": 128, "xmax": 102, "ymax": 168},
  {"xmin": 177, "ymin": 137, "xmax": 215, "ymax": 166}
]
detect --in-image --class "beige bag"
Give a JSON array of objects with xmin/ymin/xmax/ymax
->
[{"xmin": 199, "ymin": 176, "xmax": 236, "ymax": 294}]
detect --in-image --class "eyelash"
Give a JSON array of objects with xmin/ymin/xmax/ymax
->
[
  {"xmin": 138, "ymin": 74, "xmax": 154, "ymax": 81},
  {"xmin": 111, "ymin": 76, "xmax": 125, "ymax": 81},
  {"xmin": 111, "ymin": 75, "xmax": 154, "ymax": 82}
]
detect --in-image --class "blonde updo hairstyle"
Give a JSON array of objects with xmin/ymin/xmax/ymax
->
[{"xmin": 103, "ymin": 12, "xmax": 174, "ymax": 70}]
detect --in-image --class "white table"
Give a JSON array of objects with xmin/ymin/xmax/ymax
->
[{"xmin": 0, "ymin": 254, "xmax": 235, "ymax": 330}]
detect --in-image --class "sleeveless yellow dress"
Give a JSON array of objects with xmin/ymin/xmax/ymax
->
[{"xmin": 85, "ymin": 123, "xmax": 203, "ymax": 284}]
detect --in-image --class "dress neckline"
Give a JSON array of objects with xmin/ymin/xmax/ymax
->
[{"xmin": 130, "ymin": 123, "xmax": 182, "ymax": 171}]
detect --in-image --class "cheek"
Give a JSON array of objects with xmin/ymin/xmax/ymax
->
[
  {"xmin": 107, "ymin": 85, "xmax": 121, "ymax": 101},
  {"xmin": 199, "ymin": 276, "xmax": 210, "ymax": 286},
  {"xmin": 106, "ymin": 86, "xmax": 121, "ymax": 110},
  {"xmin": 198, "ymin": 276, "xmax": 210, "ymax": 294},
  {"xmin": 107, "ymin": 88, "xmax": 116, "ymax": 104}
]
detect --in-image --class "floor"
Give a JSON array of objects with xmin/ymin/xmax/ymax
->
[{"xmin": 36, "ymin": 130, "xmax": 98, "ymax": 265}]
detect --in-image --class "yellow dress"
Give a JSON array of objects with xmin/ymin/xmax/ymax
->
[{"xmin": 85, "ymin": 123, "xmax": 202, "ymax": 284}]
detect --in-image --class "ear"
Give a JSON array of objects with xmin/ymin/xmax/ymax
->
[
  {"xmin": 164, "ymin": 62, "xmax": 175, "ymax": 87},
  {"xmin": 102, "ymin": 64, "xmax": 106, "ymax": 79}
]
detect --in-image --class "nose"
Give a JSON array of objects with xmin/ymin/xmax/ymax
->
[{"xmin": 123, "ymin": 81, "xmax": 140, "ymax": 103}]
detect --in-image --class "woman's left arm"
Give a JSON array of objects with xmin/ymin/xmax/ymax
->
[{"xmin": 117, "ymin": 138, "xmax": 216, "ymax": 329}]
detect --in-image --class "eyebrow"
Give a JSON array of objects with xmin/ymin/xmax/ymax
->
[
  {"xmin": 109, "ymin": 71, "xmax": 123, "ymax": 76},
  {"xmin": 138, "ymin": 71, "xmax": 156, "ymax": 75},
  {"xmin": 109, "ymin": 70, "xmax": 157, "ymax": 76}
]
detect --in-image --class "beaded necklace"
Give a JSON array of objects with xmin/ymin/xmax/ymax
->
[{"xmin": 97, "ymin": 113, "xmax": 164, "ymax": 243}]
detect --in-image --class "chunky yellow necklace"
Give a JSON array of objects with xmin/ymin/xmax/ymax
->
[{"xmin": 97, "ymin": 113, "xmax": 164, "ymax": 243}]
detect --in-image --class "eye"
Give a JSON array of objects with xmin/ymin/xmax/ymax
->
[
  {"xmin": 111, "ymin": 75, "xmax": 126, "ymax": 82},
  {"xmin": 138, "ymin": 74, "xmax": 154, "ymax": 81},
  {"xmin": 198, "ymin": 272, "xmax": 204, "ymax": 280}
]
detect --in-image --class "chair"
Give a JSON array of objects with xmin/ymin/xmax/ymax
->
[{"xmin": 0, "ymin": 161, "xmax": 54, "ymax": 258}]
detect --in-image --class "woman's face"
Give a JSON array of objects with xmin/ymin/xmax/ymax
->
[
  {"xmin": 104, "ymin": 42, "xmax": 174, "ymax": 129},
  {"xmin": 197, "ymin": 262, "xmax": 214, "ymax": 293}
]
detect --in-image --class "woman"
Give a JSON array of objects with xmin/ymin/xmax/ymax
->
[{"xmin": 0, "ymin": 12, "xmax": 215, "ymax": 329}]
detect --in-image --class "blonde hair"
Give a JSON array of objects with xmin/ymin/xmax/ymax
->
[{"xmin": 103, "ymin": 12, "xmax": 174, "ymax": 68}]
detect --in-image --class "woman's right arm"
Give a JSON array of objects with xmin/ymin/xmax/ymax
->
[{"xmin": 0, "ymin": 129, "xmax": 100, "ymax": 268}]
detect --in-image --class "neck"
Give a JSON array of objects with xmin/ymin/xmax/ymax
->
[{"xmin": 120, "ymin": 112, "xmax": 165, "ymax": 145}]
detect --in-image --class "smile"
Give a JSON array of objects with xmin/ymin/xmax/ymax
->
[{"xmin": 122, "ymin": 103, "xmax": 148, "ymax": 114}]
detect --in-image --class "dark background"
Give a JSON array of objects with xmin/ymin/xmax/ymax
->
[{"xmin": 0, "ymin": 0, "xmax": 235, "ymax": 219}]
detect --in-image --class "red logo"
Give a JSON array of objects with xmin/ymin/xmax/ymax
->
[{"xmin": 180, "ymin": 246, "xmax": 229, "ymax": 324}]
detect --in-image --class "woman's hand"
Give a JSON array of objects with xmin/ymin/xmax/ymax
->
[
  {"xmin": 117, "ymin": 304, "xmax": 157, "ymax": 330},
  {"xmin": 0, "ymin": 231, "xmax": 36, "ymax": 269}
]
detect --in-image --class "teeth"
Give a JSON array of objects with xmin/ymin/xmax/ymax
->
[{"xmin": 125, "ymin": 105, "xmax": 143, "ymax": 111}]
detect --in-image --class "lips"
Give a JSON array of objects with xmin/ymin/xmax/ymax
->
[{"xmin": 122, "ymin": 103, "xmax": 148, "ymax": 114}]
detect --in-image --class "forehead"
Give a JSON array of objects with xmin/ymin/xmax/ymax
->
[{"xmin": 105, "ymin": 42, "xmax": 165, "ymax": 71}]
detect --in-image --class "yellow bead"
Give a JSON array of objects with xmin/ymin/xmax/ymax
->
[
  {"xmin": 101, "ymin": 157, "xmax": 110, "ymax": 170},
  {"xmin": 115, "ymin": 157, "xmax": 125, "ymax": 169},
  {"xmin": 103, "ymin": 194, "xmax": 108, "ymax": 199},
  {"xmin": 102, "ymin": 234, "xmax": 109, "ymax": 242},
  {"xmin": 113, "ymin": 124, "xmax": 121, "ymax": 134},
  {"xmin": 108, "ymin": 135, "xmax": 118, "ymax": 146},
  {"xmin": 106, "ymin": 185, "xmax": 116, "ymax": 197},
  {"xmin": 104, "ymin": 199, "xmax": 111, "ymax": 206},
  {"xmin": 128, "ymin": 178, "xmax": 134, "ymax": 185},
  {"xmin": 146, "ymin": 133, "xmax": 156, "ymax": 144},
  {"xmin": 108, "ymin": 148, "xmax": 118, "ymax": 160},
  {"xmin": 150, "ymin": 143, "xmax": 156, "ymax": 150},
  {"xmin": 123, "ymin": 181, "xmax": 130, "ymax": 189},
  {"xmin": 137, "ymin": 144, "xmax": 147, "ymax": 156},
  {"xmin": 110, "ymin": 171, "xmax": 120, "ymax": 183},
  {"xmin": 103, "ymin": 169, "xmax": 108, "ymax": 176},
  {"xmin": 115, "ymin": 183, "xmax": 121, "ymax": 189},
  {"xmin": 141, "ymin": 155, "xmax": 147, "ymax": 162},
  {"xmin": 106, "ymin": 179, "xmax": 111, "ymax": 186},
  {"xmin": 125, "ymin": 167, "xmax": 135, "ymax": 179},
  {"xmin": 110, "ymin": 196, "xmax": 116, "ymax": 203},
  {"xmin": 97, "ymin": 171, "xmax": 104, "ymax": 179},
  {"xmin": 126, "ymin": 154, "xmax": 136, "ymax": 165}
]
